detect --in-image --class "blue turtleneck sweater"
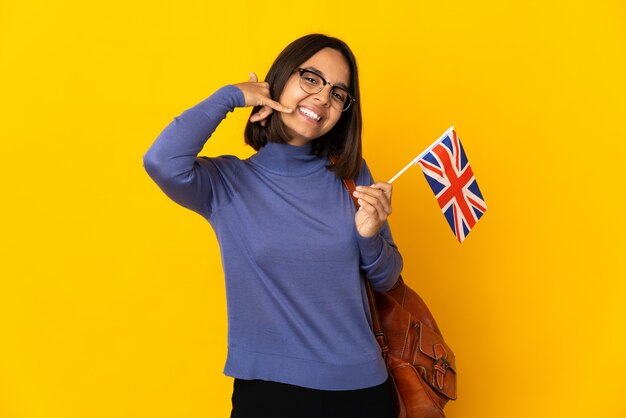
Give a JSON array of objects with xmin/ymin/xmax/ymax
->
[{"xmin": 143, "ymin": 85, "xmax": 403, "ymax": 390}]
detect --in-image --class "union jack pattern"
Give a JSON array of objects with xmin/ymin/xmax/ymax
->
[{"xmin": 416, "ymin": 130, "xmax": 487, "ymax": 243}]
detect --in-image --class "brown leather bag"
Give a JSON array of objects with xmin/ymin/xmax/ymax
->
[{"xmin": 340, "ymin": 174, "xmax": 457, "ymax": 418}]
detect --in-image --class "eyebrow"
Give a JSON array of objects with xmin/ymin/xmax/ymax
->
[{"xmin": 303, "ymin": 66, "xmax": 350, "ymax": 90}]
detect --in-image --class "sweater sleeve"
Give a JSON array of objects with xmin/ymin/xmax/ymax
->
[
  {"xmin": 142, "ymin": 85, "xmax": 245, "ymax": 219},
  {"xmin": 354, "ymin": 161, "xmax": 404, "ymax": 292}
]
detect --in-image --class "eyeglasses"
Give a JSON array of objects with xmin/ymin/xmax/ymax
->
[{"xmin": 295, "ymin": 68, "xmax": 355, "ymax": 111}]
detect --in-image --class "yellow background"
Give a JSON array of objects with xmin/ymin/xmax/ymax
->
[{"xmin": 1, "ymin": 1, "xmax": 625, "ymax": 417}]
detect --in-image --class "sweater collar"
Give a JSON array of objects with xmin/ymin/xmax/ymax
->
[{"xmin": 249, "ymin": 141, "xmax": 327, "ymax": 176}]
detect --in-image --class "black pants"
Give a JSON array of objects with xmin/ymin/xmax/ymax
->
[{"xmin": 230, "ymin": 376, "xmax": 396, "ymax": 418}]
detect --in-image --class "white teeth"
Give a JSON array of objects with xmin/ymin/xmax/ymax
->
[{"xmin": 299, "ymin": 107, "xmax": 321, "ymax": 122}]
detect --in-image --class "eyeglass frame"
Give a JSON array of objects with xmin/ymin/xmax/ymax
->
[{"xmin": 294, "ymin": 68, "xmax": 356, "ymax": 111}]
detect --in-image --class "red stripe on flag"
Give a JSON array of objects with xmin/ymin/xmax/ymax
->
[
  {"xmin": 452, "ymin": 131, "xmax": 460, "ymax": 172},
  {"xmin": 432, "ymin": 144, "xmax": 477, "ymax": 229},
  {"xmin": 418, "ymin": 160, "xmax": 444, "ymax": 177},
  {"xmin": 466, "ymin": 195, "xmax": 486, "ymax": 213}
]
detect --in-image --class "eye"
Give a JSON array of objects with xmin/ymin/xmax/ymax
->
[
  {"xmin": 331, "ymin": 89, "xmax": 346, "ymax": 103},
  {"xmin": 301, "ymin": 71, "xmax": 321, "ymax": 86}
]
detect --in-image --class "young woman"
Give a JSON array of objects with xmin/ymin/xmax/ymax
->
[{"xmin": 143, "ymin": 34, "xmax": 403, "ymax": 418}]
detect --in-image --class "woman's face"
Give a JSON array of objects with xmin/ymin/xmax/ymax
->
[{"xmin": 277, "ymin": 47, "xmax": 351, "ymax": 146}]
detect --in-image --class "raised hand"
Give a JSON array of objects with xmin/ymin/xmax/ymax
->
[
  {"xmin": 352, "ymin": 182, "xmax": 393, "ymax": 238},
  {"xmin": 234, "ymin": 72, "xmax": 292, "ymax": 126}
]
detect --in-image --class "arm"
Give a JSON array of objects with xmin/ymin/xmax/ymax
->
[
  {"xmin": 354, "ymin": 162, "xmax": 404, "ymax": 292},
  {"xmin": 143, "ymin": 74, "xmax": 293, "ymax": 218},
  {"xmin": 142, "ymin": 85, "xmax": 245, "ymax": 218}
]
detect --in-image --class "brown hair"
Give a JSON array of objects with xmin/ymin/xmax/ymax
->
[{"xmin": 244, "ymin": 34, "xmax": 362, "ymax": 180}]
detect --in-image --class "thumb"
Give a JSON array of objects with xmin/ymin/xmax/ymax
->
[{"xmin": 249, "ymin": 72, "xmax": 258, "ymax": 83}]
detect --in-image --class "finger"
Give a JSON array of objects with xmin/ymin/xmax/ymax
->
[
  {"xmin": 356, "ymin": 194, "xmax": 388, "ymax": 219},
  {"xmin": 373, "ymin": 182, "xmax": 393, "ymax": 204},
  {"xmin": 360, "ymin": 183, "xmax": 392, "ymax": 202},
  {"xmin": 355, "ymin": 189, "xmax": 387, "ymax": 217},
  {"xmin": 263, "ymin": 99, "xmax": 292, "ymax": 113},
  {"xmin": 357, "ymin": 198, "xmax": 384, "ymax": 221},
  {"xmin": 371, "ymin": 182, "xmax": 392, "ymax": 195},
  {"xmin": 249, "ymin": 72, "xmax": 258, "ymax": 83},
  {"xmin": 257, "ymin": 106, "xmax": 274, "ymax": 120},
  {"xmin": 354, "ymin": 187, "xmax": 391, "ymax": 215},
  {"xmin": 250, "ymin": 106, "xmax": 274, "ymax": 122}
]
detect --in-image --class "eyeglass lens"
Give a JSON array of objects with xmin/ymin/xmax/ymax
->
[{"xmin": 298, "ymin": 70, "xmax": 353, "ymax": 111}]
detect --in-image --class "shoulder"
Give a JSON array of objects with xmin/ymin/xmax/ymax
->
[
  {"xmin": 196, "ymin": 154, "xmax": 245, "ymax": 176},
  {"xmin": 354, "ymin": 158, "xmax": 376, "ymax": 186},
  {"xmin": 197, "ymin": 154, "xmax": 242, "ymax": 166}
]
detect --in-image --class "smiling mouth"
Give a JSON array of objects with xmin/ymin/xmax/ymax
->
[{"xmin": 298, "ymin": 107, "xmax": 322, "ymax": 122}]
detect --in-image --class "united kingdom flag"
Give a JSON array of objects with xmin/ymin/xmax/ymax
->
[{"xmin": 416, "ymin": 130, "xmax": 487, "ymax": 243}]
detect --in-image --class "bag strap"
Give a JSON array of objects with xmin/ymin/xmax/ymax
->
[{"xmin": 329, "ymin": 156, "xmax": 389, "ymax": 362}]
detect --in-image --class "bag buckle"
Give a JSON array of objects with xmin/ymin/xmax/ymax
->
[
  {"xmin": 434, "ymin": 356, "xmax": 450, "ymax": 371},
  {"xmin": 433, "ymin": 355, "xmax": 450, "ymax": 390}
]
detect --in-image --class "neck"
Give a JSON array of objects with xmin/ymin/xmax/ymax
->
[
  {"xmin": 249, "ymin": 141, "xmax": 326, "ymax": 177},
  {"xmin": 286, "ymin": 138, "xmax": 311, "ymax": 147}
]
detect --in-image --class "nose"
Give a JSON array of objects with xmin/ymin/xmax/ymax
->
[{"xmin": 312, "ymin": 84, "xmax": 332, "ymax": 106}]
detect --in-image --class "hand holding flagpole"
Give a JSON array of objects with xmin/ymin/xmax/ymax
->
[
  {"xmin": 385, "ymin": 125, "xmax": 487, "ymax": 243},
  {"xmin": 387, "ymin": 126, "xmax": 455, "ymax": 183}
]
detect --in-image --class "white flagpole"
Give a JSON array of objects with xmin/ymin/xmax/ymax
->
[{"xmin": 387, "ymin": 126, "xmax": 455, "ymax": 184}]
